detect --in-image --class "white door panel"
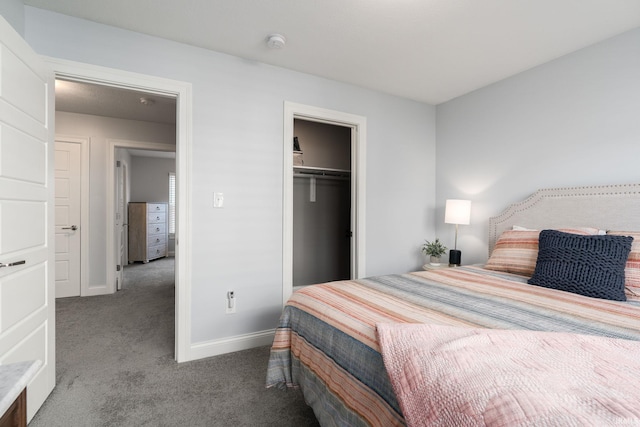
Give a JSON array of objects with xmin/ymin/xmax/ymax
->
[
  {"xmin": 0, "ymin": 45, "xmax": 47, "ymax": 121},
  {"xmin": 55, "ymin": 233, "xmax": 68, "ymax": 253},
  {"xmin": 55, "ymin": 204, "xmax": 70, "ymax": 223},
  {"xmin": 0, "ymin": 125, "xmax": 46, "ymax": 183},
  {"xmin": 0, "ymin": 15, "xmax": 55, "ymax": 421},
  {"xmin": 0, "ymin": 263, "xmax": 47, "ymax": 332},
  {"xmin": 54, "ymin": 260, "xmax": 69, "ymax": 280},
  {"xmin": 0, "ymin": 201, "xmax": 46, "ymax": 253},
  {"xmin": 0, "ymin": 321, "xmax": 49, "ymax": 419}
]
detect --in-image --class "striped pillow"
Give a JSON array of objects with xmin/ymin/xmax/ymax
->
[
  {"xmin": 485, "ymin": 227, "xmax": 601, "ymax": 277},
  {"xmin": 607, "ymin": 231, "xmax": 640, "ymax": 300}
]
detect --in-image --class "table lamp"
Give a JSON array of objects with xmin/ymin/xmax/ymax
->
[{"xmin": 445, "ymin": 199, "xmax": 471, "ymax": 266}]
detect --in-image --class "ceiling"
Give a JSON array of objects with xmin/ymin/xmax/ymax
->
[
  {"xmin": 55, "ymin": 81, "xmax": 177, "ymax": 157},
  {"xmin": 28, "ymin": 0, "xmax": 640, "ymax": 106},
  {"xmin": 55, "ymin": 79, "xmax": 177, "ymax": 125}
]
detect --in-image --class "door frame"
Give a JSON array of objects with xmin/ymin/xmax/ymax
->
[
  {"xmin": 54, "ymin": 136, "xmax": 90, "ymax": 296},
  {"xmin": 44, "ymin": 57, "xmax": 194, "ymax": 363},
  {"xmin": 282, "ymin": 101, "xmax": 367, "ymax": 304}
]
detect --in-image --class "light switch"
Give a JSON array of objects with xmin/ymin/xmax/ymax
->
[{"xmin": 213, "ymin": 192, "xmax": 224, "ymax": 208}]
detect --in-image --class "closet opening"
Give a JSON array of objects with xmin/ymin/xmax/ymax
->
[
  {"xmin": 282, "ymin": 101, "xmax": 367, "ymax": 304},
  {"xmin": 292, "ymin": 119, "xmax": 352, "ymax": 288}
]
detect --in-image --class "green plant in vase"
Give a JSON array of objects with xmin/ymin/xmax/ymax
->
[{"xmin": 422, "ymin": 238, "xmax": 447, "ymax": 266}]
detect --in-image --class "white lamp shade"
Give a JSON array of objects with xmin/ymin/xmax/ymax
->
[{"xmin": 445, "ymin": 199, "xmax": 471, "ymax": 225}]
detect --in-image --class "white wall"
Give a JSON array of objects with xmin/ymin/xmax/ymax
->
[
  {"xmin": 436, "ymin": 28, "xmax": 640, "ymax": 265},
  {"xmin": 26, "ymin": 8, "xmax": 436, "ymax": 345},
  {"xmin": 129, "ymin": 156, "xmax": 175, "ymax": 203},
  {"xmin": 0, "ymin": 0, "xmax": 23, "ymax": 36},
  {"xmin": 56, "ymin": 112, "xmax": 176, "ymax": 289}
]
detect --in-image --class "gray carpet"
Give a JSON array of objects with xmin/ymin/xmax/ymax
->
[{"xmin": 30, "ymin": 257, "xmax": 319, "ymax": 426}]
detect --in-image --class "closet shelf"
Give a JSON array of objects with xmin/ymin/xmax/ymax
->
[{"xmin": 293, "ymin": 166, "xmax": 351, "ymax": 178}]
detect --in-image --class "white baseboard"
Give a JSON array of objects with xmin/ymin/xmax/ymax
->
[{"xmin": 187, "ymin": 329, "xmax": 275, "ymax": 361}]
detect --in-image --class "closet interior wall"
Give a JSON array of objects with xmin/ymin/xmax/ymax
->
[{"xmin": 292, "ymin": 119, "xmax": 351, "ymax": 287}]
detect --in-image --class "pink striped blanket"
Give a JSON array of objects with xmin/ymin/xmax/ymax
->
[
  {"xmin": 377, "ymin": 323, "xmax": 640, "ymax": 427},
  {"xmin": 266, "ymin": 266, "xmax": 640, "ymax": 426}
]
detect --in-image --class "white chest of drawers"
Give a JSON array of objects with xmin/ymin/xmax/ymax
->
[{"xmin": 128, "ymin": 202, "xmax": 168, "ymax": 263}]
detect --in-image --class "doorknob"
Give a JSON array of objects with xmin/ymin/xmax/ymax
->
[
  {"xmin": 0, "ymin": 260, "xmax": 26, "ymax": 268},
  {"xmin": 62, "ymin": 225, "xmax": 78, "ymax": 231}
]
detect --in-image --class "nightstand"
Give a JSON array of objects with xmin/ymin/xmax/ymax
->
[{"xmin": 422, "ymin": 263, "xmax": 455, "ymax": 271}]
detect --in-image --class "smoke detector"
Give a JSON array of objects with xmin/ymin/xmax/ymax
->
[{"xmin": 267, "ymin": 34, "xmax": 286, "ymax": 49}]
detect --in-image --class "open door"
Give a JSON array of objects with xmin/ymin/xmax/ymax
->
[
  {"xmin": 0, "ymin": 16, "xmax": 56, "ymax": 420},
  {"xmin": 115, "ymin": 160, "xmax": 127, "ymax": 290},
  {"xmin": 54, "ymin": 141, "xmax": 82, "ymax": 297}
]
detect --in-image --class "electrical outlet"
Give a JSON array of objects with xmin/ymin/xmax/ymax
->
[
  {"xmin": 226, "ymin": 290, "xmax": 236, "ymax": 314},
  {"xmin": 213, "ymin": 192, "xmax": 224, "ymax": 208}
]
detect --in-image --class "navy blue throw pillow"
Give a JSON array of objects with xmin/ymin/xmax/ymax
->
[{"xmin": 528, "ymin": 229, "xmax": 632, "ymax": 301}]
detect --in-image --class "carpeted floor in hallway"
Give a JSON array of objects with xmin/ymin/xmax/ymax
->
[{"xmin": 29, "ymin": 257, "xmax": 319, "ymax": 427}]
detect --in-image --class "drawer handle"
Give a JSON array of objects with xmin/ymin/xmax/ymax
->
[
  {"xmin": 156, "ymin": 238, "xmax": 160, "ymax": 243},
  {"xmin": 156, "ymin": 228, "xmax": 160, "ymax": 232},
  {"xmin": 156, "ymin": 216, "xmax": 160, "ymax": 220},
  {"xmin": 156, "ymin": 206, "xmax": 160, "ymax": 210}
]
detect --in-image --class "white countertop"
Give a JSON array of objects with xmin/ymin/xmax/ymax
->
[{"xmin": 0, "ymin": 360, "xmax": 41, "ymax": 416}]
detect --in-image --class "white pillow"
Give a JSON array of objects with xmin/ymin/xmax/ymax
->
[{"xmin": 512, "ymin": 225, "xmax": 605, "ymax": 235}]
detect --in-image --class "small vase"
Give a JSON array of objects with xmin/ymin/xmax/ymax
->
[{"xmin": 429, "ymin": 256, "xmax": 441, "ymax": 266}]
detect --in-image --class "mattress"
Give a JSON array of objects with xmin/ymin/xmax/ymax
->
[{"xmin": 266, "ymin": 266, "xmax": 640, "ymax": 426}]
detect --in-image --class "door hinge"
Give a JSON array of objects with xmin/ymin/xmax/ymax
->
[
  {"xmin": 116, "ymin": 160, "xmax": 121, "ymax": 167},
  {"xmin": 116, "ymin": 265, "xmax": 121, "ymax": 272}
]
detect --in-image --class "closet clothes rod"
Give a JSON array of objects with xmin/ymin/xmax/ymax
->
[{"xmin": 293, "ymin": 172, "xmax": 350, "ymax": 181}]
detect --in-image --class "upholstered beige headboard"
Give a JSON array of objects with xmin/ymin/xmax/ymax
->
[{"xmin": 488, "ymin": 183, "xmax": 640, "ymax": 256}]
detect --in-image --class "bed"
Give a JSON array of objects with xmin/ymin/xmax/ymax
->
[{"xmin": 266, "ymin": 183, "xmax": 640, "ymax": 426}]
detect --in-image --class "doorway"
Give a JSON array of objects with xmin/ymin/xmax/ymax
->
[
  {"xmin": 48, "ymin": 57, "xmax": 193, "ymax": 362},
  {"xmin": 282, "ymin": 102, "xmax": 367, "ymax": 304},
  {"xmin": 109, "ymin": 142, "xmax": 176, "ymax": 291},
  {"xmin": 53, "ymin": 80, "xmax": 177, "ymax": 337},
  {"xmin": 115, "ymin": 147, "xmax": 176, "ymax": 285},
  {"xmin": 292, "ymin": 119, "xmax": 351, "ymax": 287}
]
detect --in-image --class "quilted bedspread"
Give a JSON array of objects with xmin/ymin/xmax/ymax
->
[
  {"xmin": 377, "ymin": 323, "xmax": 640, "ymax": 427},
  {"xmin": 266, "ymin": 266, "xmax": 640, "ymax": 427}
]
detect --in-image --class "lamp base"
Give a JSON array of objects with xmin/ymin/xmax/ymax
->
[{"xmin": 449, "ymin": 249, "xmax": 461, "ymax": 266}]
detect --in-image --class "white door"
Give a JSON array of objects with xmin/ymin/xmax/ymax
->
[
  {"xmin": 0, "ymin": 16, "xmax": 55, "ymax": 421},
  {"xmin": 115, "ymin": 161, "xmax": 126, "ymax": 290},
  {"xmin": 54, "ymin": 141, "xmax": 81, "ymax": 297}
]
